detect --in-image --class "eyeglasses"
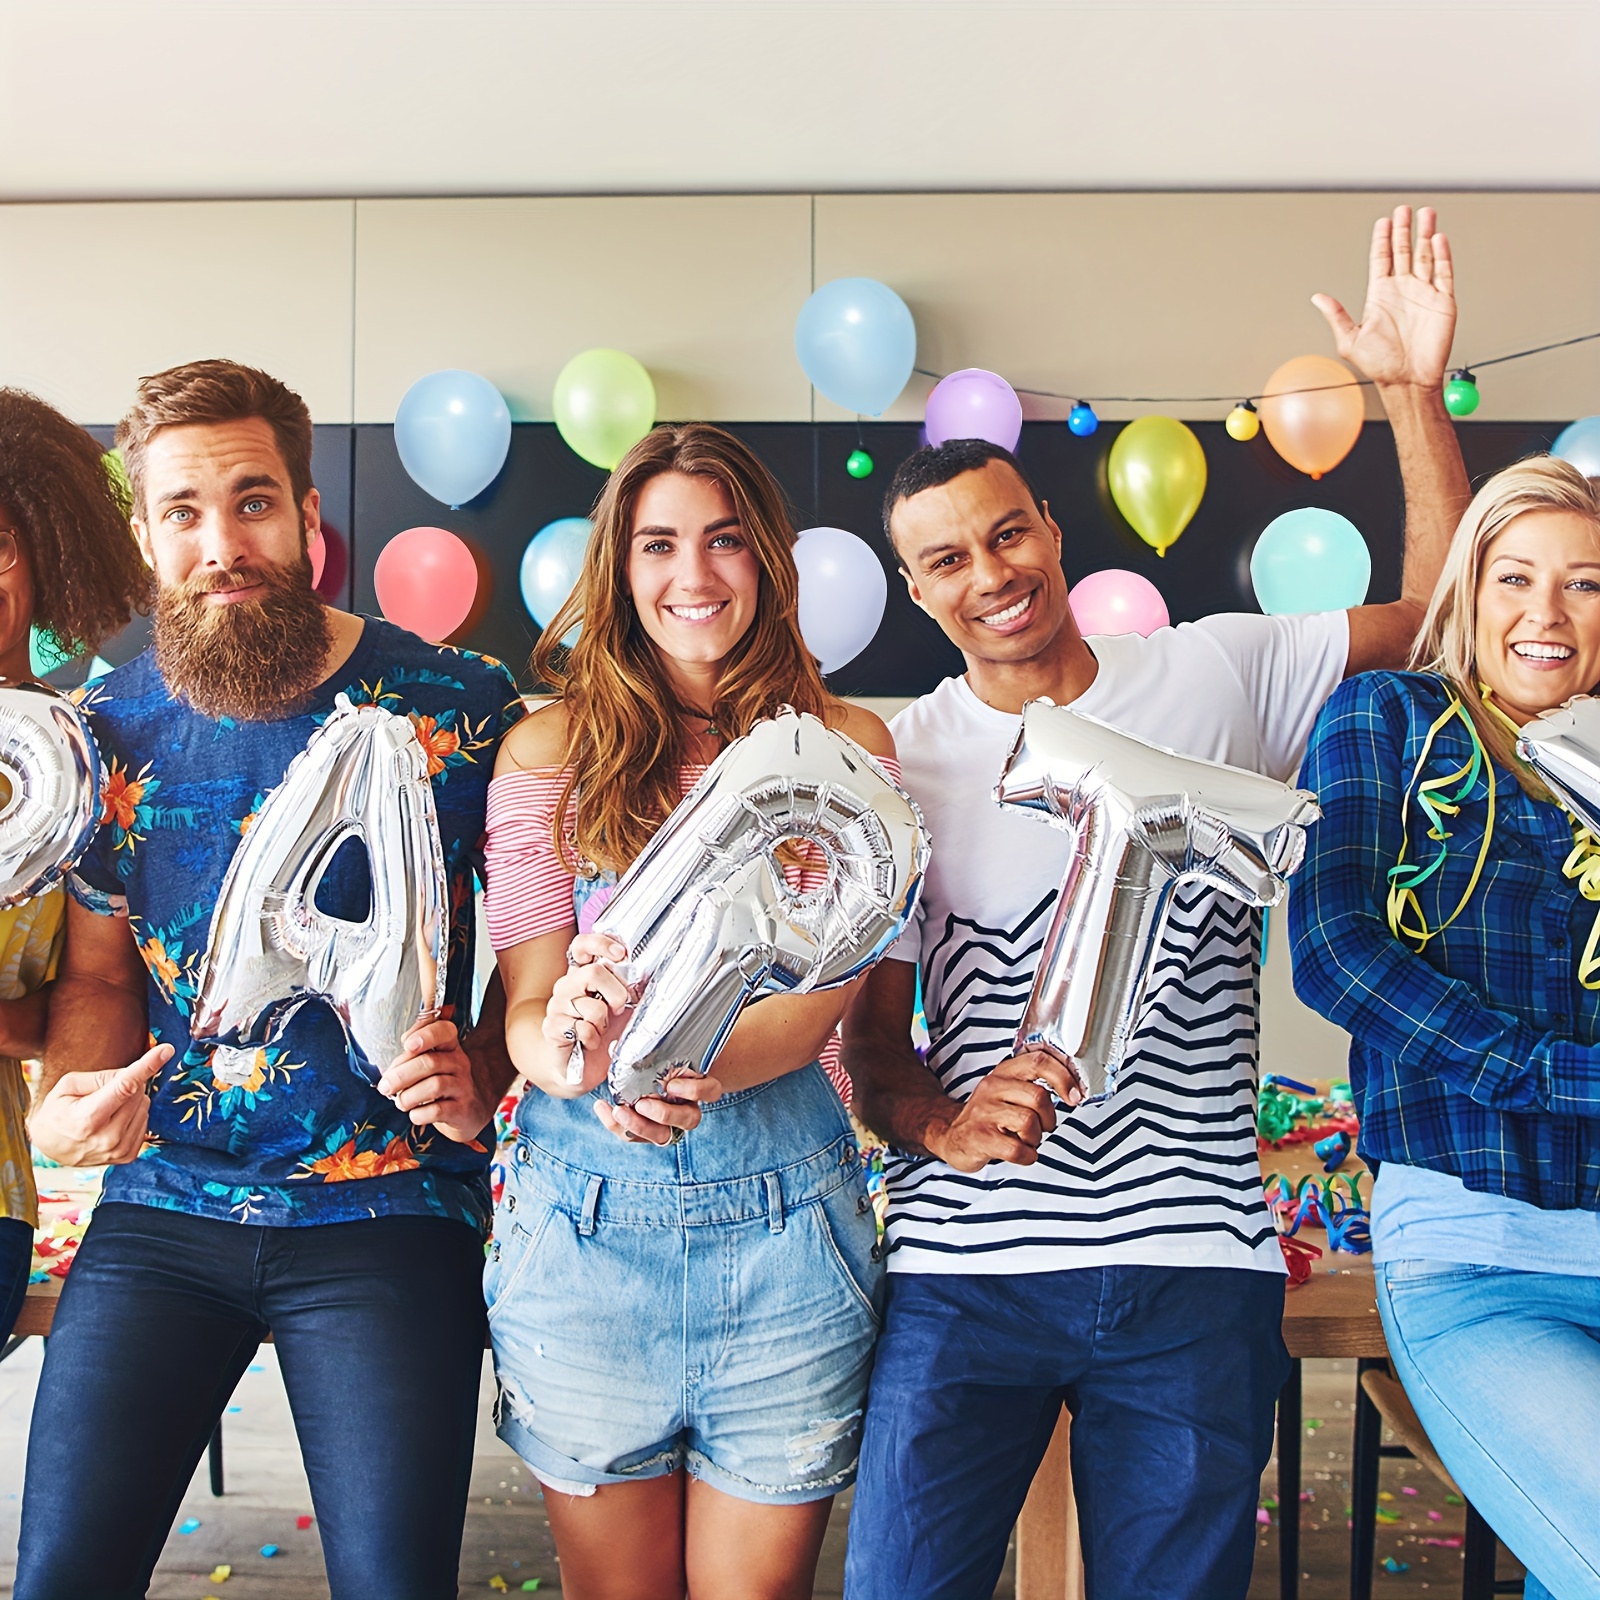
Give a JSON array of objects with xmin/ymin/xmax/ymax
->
[{"xmin": 0, "ymin": 531, "xmax": 17, "ymax": 575}]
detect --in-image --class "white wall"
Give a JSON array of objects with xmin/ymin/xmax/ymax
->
[{"xmin": 1, "ymin": 2, "xmax": 1595, "ymax": 201}]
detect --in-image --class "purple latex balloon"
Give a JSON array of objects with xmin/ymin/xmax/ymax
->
[{"xmin": 924, "ymin": 368, "xmax": 1023, "ymax": 451}]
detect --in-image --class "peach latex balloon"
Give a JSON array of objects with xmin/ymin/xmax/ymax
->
[{"xmin": 1258, "ymin": 355, "xmax": 1364, "ymax": 480}]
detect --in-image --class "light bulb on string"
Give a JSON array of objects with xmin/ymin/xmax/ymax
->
[
  {"xmin": 1225, "ymin": 400, "xmax": 1260, "ymax": 442},
  {"xmin": 846, "ymin": 448, "xmax": 875, "ymax": 479},
  {"xmin": 1068, "ymin": 403, "xmax": 1099, "ymax": 437},
  {"xmin": 1443, "ymin": 369, "xmax": 1480, "ymax": 417}
]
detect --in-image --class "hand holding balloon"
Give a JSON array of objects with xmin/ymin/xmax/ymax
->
[
  {"xmin": 26, "ymin": 1043, "xmax": 172, "ymax": 1167},
  {"xmin": 544, "ymin": 932, "xmax": 631, "ymax": 1085},
  {"xmin": 377, "ymin": 1018, "xmax": 495, "ymax": 1145},
  {"xmin": 925, "ymin": 1051, "xmax": 1084, "ymax": 1173},
  {"xmin": 594, "ymin": 1069, "xmax": 723, "ymax": 1148}
]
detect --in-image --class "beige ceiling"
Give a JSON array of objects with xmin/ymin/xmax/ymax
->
[{"xmin": 1, "ymin": 1, "xmax": 1594, "ymax": 200}]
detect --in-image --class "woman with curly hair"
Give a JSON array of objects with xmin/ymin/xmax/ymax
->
[
  {"xmin": 482, "ymin": 423, "xmax": 894, "ymax": 1600},
  {"xmin": 0, "ymin": 388, "xmax": 149, "ymax": 1345}
]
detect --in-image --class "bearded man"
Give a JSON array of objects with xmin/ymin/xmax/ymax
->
[{"xmin": 19, "ymin": 361, "xmax": 521, "ymax": 1600}]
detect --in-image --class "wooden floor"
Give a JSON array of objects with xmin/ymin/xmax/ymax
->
[{"xmin": 1, "ymin": 1333, "xmax": 1515, "ymax": 1599}]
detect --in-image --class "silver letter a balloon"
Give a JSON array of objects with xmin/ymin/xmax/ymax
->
[
  {"xmin": 0, "ymin": 679, "xmax": 102, "ymax": 908},
  {"xmin": 586, "ymin": 708, "xmax": 928, "ymax": 1105},
  {"xmin": 996, "ymin": 701, "xmax": 1320, "ymax": 1104},
  {"xmin": 1516, "ymin": 696, "xmax": 1600, "ymax": 828},
  {"xmin": 190, "ymin": 696, "xmax": 449, "ymax": 1085}
]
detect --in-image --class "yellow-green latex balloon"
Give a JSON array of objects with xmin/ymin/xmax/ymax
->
[
  {"xmin": 552, "ymin": 349, "xmax": 656, "ymax": 471},
  {"xmin": 1107, "ymin": 416, "xmax": 1207, "ymax": 557},
  {"xmin": 102, "ymin": 449, "xmax": 133, "ymax": 516}
]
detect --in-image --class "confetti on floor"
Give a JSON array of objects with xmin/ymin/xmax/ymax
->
[
  {"xmin": 209, "ymin": 1565, "xmax": 231, "ymax": 1582},
  {"xmin": 260, "ymin": 1544, "xmax": 278, "ymax": 1558},
  {"xmin": 489, "ymin": 1578, "xmax": 508, "ymax": 1593},
  {"xmin": 1383, "ymin": 1557, "xmax": 1410, "ymax": 1573},
  {"xmin": 178, "ymin": 1518, "xmax": 201, "ymax": 1535},
  {"xmin": 296, "ymin": 1514, "xmax": 314, "ymax": 1529}
]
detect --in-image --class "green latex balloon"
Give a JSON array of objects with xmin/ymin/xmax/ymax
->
[
  {"xmin": 1107, "ymin": 416, "xmax": 1207, "ymax": 557},
  {"xmin": 552, "ymin": 349, "xmax": 656, "ymax": 470}
]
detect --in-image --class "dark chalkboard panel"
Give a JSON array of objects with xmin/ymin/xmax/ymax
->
[{"xmin": 75, "ymin": 418, "xmax": 1570, "ymax": 698}]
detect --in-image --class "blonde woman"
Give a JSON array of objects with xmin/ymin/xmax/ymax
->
[
  {"xmin": 482, "ymin": 424, "xmax": 893, "ymax": 1600},
  {"xmin": 1291, "ymin": 457, "xmax": 1600, "ymax": 1600},
  {"xmin": 0, "ymin": 389, "xmax": 148, "ymax": 1345}
]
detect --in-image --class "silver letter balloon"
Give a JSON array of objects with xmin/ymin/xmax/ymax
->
[
  {"xmin": 996, "ymin": 701, "xmax": 1320, "ymax": 1104},
  {"xmin": 585, "ymin": 708, "xmax": 928, "ymax": 1105},
  {"xmin": 1516, "ymin": 696, "xmax": 1600, "ymax": 828},
  {"xmin": 0, "ymin": 680, "xmax": 102, "ymax": 908},
  {"xmin": 190, "ymin": 696, "xmax": 449, "ymax": 1085}
]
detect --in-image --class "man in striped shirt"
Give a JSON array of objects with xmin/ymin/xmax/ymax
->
[{"xmin": 841, "ymin": 207, "xmax": 1470, "ymax": 1599}]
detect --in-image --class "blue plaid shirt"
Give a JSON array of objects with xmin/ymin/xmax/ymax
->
[{"xmin": 1290, "ymin": 669, "xmax": 1600, "ymax": 1211}]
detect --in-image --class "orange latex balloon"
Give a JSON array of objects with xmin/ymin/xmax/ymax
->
[{"xmin": 1258, "ymin": 355, "xmax": 1364, "ymax": 480}]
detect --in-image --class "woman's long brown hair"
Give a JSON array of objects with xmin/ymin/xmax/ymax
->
[{"xmin": 532, "ymin": 424, "xmax": 835, "ymax": 874}]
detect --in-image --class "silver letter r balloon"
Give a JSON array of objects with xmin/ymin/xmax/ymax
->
[
  {"xmin": 0, "ymin": 679, "xmax": 102, "ymax": 908},
  {"xmin": 190, "ymin": 696, "xmax": 450, "ymax": 1085},
  {"xmin": 584, "ymin": 708, "xmax": 929, "ymax": 1105},
  {"xmin": 996, "ymin": 700, "xmax": 1320, "ymax": 1104}
]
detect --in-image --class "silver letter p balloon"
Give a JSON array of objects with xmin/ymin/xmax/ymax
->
[
  {"xmin": 996, "ymin": 701, "xmax": 1320, "ymax": 1104},
  {"xmin": 0, "ymin": 680, "xmax": 102, "ymax": 908},
  {"xmin": 586, "ymin": 709, "xmax": 928, "ymax": 1105},
  {"xmin": 190, "ymin": 696, "xmax": 450, "ymax": 1085}
]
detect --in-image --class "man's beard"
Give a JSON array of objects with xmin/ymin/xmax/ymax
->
[{"xmin": 153, "ymin": 554, "xmax": 333, "ymax": 723}]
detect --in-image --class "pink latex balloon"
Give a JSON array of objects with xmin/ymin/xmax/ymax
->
[
  {"xmin": 308, "ymin": 528, "xmax": 326, "ymax": 587},
  {"xmin": 1069, "ymin": 569, "xmax": 1170, "ymax": 638},
  {"xmin": 374, "ymin": 526, "xmax": 479, "ymax": 642},
  {"xmin": 924, "ymin": 368, "xmax": 1023, "ymax": 451}
]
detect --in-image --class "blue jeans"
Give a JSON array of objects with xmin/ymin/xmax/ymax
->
[
  {"xmin": 844, "ymin": 1265, "xmax": 1289, "ymax": 1600},
  {"xmin": 490, "ymin": 1062, "xmax": 881, "ymax": 1502},
  {"xmin": 16, "ymin": 1202, "xmax": 487, "ymax": 1600},
  {"xmin": 0, "ymin": 1214, "xmax": 31, "ymax": 1345},
  {"xmin": 1376, "ymin": 1260, "xmax": 1600, "ymax": 1600}
]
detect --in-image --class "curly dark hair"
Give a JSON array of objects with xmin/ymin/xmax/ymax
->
[{"xmin": 0, "ymin": 389, "xmax": 151, "ymax": 662}]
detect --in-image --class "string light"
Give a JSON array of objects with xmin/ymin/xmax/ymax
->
[
  {"xmin": 846, "ymin": 447, "xmax": 875, "ymax": 478},
  {"xmin": 1443, "ymin": 369, "xmax": 1480, "ymax": 417},
  {"xmin": 909, "ymin": 326, "xmax": 1600, "ymax": 413},
  {"xmin": 1067, "ymin": 402, "xmax": 1099, "ymax": 437},
  {"xmin": 1225, "ymin": 400, "xmax": 1260, "ymax": 441}
]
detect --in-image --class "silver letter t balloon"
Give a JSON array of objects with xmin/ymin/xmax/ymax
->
[{"xmin": 995, "ymin": 701, "xmax": 1320, "ymax": 1104}]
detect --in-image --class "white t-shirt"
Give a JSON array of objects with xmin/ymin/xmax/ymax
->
[{"xmin": 885, "ymin": 610, "xmax": 1350, "ymax": 1276}]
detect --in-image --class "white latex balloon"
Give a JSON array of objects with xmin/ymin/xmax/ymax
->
[{"xmin": 794, "ymin": 526, "xmax": 888, "ymax": 674}]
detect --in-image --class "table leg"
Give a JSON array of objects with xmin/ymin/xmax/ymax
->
[
  {"xmin": 1278, "ymin": 1358, "xmax": 1302, "ymax": 1600},
  {"xmin": 1349, "ymin": 1358, "xmax": 1384, "ymax": 1600},
  {"xmin": 208, "ymin": 1422, "xmax": 225, "ymax": 1497},
  {"xmin": 1462, "ymin": 1502, "xmax": 1498, "ymax": 1600}
]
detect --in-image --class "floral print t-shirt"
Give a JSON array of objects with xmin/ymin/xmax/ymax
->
[{"xmin": 68, "ymin": 617, "xmax": 522, "ymax": 1233}]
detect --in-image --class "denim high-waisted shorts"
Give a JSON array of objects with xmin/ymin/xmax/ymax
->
[{"xmin": 486, "ymin": 1061, "xmax": 883, "ymax": 1503}]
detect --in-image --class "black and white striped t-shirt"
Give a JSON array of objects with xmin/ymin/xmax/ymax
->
[{"xmin": 885, "ymin": 610, "xmax": 1348, "ymax": 1275}]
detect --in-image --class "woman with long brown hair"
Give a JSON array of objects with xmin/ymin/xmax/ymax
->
[
  {"xmin": 482, "ymin": 424, "xmax": 894, "ymax": 1600},
  {"xmin": 0, "ymin": 388, "xmax": 149, "ymax": 1348}
]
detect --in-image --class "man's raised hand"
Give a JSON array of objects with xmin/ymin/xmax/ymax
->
[
  {"xmin": 925, "ymin": 1052, "xmax": 1084, "ymax": 1173},
  {"xmin": 27, "ymin": 1043, "xmax": 172, "ymax": 1167},
  {"xmin": 1313, "ymin": 204, "xmax": 1456, "ymax": 391}
]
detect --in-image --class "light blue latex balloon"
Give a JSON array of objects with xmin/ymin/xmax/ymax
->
[
  {"xmin": 794, "ymin": 278, "xmax": 916, "ymax": 416},
  {"xmin": 394, "ymin": 369, "xmax": 512, "ymax": 509},
  {"xmin": 29, "ymin": 625, "xmax": 79, "ymax": 678},
  {"xmin": 1250, "ymin": 508, "xmax": 1371, "ymax": 616},
  {"xmin": 520, "ymin": 517, "xmax": 592, "ymax": 646},
  {"xmin": 1553, "ymin": 416, "xmax": 1600, "ymax": 479}
]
